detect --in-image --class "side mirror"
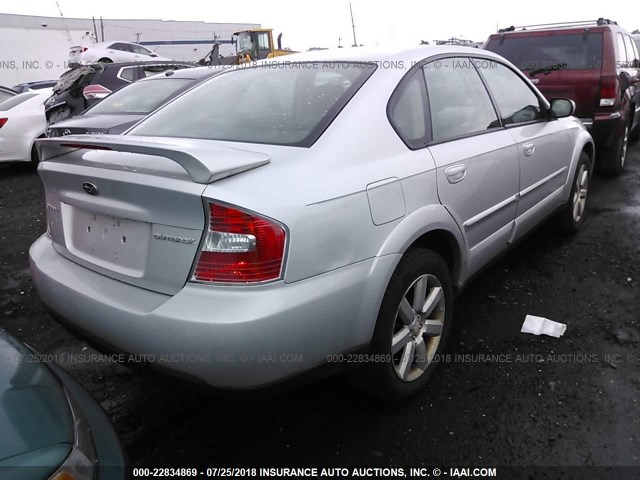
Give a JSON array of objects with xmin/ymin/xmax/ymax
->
[
  {"xmin": 149, "ymin": 53, "xmax": 158, "ymax": 58},
  {"xmin": 550, "ymin": 98, "xmax": 575, "ymax": 118}
]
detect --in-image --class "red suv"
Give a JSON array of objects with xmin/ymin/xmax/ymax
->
[{"xmin": 485, "ymin": 18, "xmax": 640, "ymax": 175}]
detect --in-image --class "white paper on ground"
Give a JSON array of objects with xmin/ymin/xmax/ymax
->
[{"xmin": 521, "ymin": 315, "xmax": 567, "ymax": 338}]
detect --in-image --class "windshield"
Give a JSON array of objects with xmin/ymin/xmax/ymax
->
[
  {"xmin": 236, "ymin": 32, "xmax": 255, "ymax": 56},
  {"xmin": 129, "ymin": 62, "xmax": 377, "ymax": 147},
  {"xmin": 87, "ymin": 78, "xmax": 193, "ymax": 115},
  {"xmin": 485, "ymin": 33, "xmax": 603, "ymax": 71}
]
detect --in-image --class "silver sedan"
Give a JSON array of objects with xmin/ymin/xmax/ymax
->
[{"xmin": 30, "ymin": 46, "xmax": 593, "ymax": 401}]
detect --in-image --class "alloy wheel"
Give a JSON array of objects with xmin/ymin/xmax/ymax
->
[
  {"xmin": 391, "ymin": 274, "xmax": 446, "ymax": 382},
  {"xmin": 572, "ymin": 163, "xmax": 589, "ymax": 222}
]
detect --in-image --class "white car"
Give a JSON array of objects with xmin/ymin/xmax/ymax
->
[
  {"xmin": 69, "ymin": 41, "xmax": 171, "ymax": 66},
  {"xmin": 0, "ymin": 89, "xmax": 51, "ymax": 165}
]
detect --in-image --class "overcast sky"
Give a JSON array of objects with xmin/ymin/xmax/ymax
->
[{"xmin": 3, "ymin": 1, "xmax": 639, "ymax": 50}]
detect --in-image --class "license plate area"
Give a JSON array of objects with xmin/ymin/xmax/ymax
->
[{"xmin": 61, "ymin": 204, "xmax": 150, "ymax": 277}]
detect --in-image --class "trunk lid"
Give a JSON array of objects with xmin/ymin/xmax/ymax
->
[
  {"xmin": 37, "ymin": 135, "xmax": 270, "ymax": 295},
  {"xmin": 47, "ymin": 114, "xmax": 144, "ymax": 137}
]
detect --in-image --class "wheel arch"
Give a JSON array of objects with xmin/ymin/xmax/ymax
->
[{"xmin": 376, "ymin": 204, "xmax": 467, "ymax": 288}]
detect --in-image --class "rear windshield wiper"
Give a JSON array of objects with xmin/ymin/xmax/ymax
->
[{"xmin": 529, "ymin": 62, "xmax": 568, "ymax": 77}]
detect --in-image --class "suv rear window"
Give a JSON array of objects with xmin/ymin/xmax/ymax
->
[
  {"xmin": 130, "ymin": 62, "xmax": 377, "ymax": 147},
  {"xmin": 485, "ymin": 33, "xmax": 603, "ymax": 71}
]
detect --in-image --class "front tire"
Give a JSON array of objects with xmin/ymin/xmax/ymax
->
[
  {"xmin": 553, "ymin": 152, "xmax": 590, "ymax": 234},
  {"xmin": 355, "ymin": 248, "xmax": 453, "ymax": 402}
]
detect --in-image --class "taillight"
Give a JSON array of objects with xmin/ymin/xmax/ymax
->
[
  {"xmin": 0, "ymin": 118, "xmax": 7, "ymax": 129},
  {"xmin": 82, "ymin": 84, "xmax": 112, "ymax": 100},
  {"xmin": 193, "ymin": 202, "xmax": 286, "ymax": 284},
  {"xmin": 599, "ymin": 76, "xmax": 617, "ymax": 107}
]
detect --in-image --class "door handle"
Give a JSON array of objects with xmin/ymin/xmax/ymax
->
[
  {"xmin": 523, "ymin": 142, "xmax": 535, "ymax": 156},
  {"xmin": 445, "ymin": 164, "xmax": 467, "ymax": 184}
]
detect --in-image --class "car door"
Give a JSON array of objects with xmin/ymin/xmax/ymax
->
[
  {"xmin": 474, "ymin": 59, "xmax": 575, "ymax": 242},
  {"xmin": 622, "ymin": 34, "xmax": 640, "ymax": 130},
  {"xmin": 423, "ymin": 57, "xmax": 520, "ymax": 275}
]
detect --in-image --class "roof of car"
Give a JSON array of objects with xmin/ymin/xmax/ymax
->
[
  {"xmin": 136, "ymin": 65, "xmax": 232, "ymax": 82},
  {"xmin": 253, "ymin": 45, "xmax": 504, "ymax": 66},
  {"xmin": 100, "ymin": 60, "xmax": 198, "ymax": 69}
]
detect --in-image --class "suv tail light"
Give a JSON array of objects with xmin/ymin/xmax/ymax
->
[
  {"xmin": 192, "ymin": 202, "xmax": 286, "ymax": 284},
  {"xmin": 599, "ymin": 76, "xmax": 617, "ymax": 107},
  {"xmin": 82, "ymin": 84, "xmax": 112, "ymax": 100},
  {"xmin": 0, "ymin": 118, "xmax": 7, "ymax": 129}
]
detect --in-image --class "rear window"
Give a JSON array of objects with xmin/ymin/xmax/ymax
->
[
  {"xmin": 485, "ymin": 33, "xmax": 603, "ymax": 71},
  {"xmin": 87, "ymin": 78, "xmax": 193, "ymax": 115},
  {"xmin": 0, "ymin": 93, "xmax": 38, "ymax": 111},
  {"xmin": 129, "ymin": 62, "xmax": 376, "ymax": 147}
]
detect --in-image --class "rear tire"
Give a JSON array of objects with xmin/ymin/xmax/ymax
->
[
  {"xmin": 97, "ymin": 57, "xmax": 113, "ymax": 64},
  {"xmin": 553, "ymin": 152, "xmax": 590, "ymax": 235},
  {"xmin": 353, "ymin": 248, "xmax": 453, "ymax": 403},
  {"xmin": 597, "ymin": 123, "xmax": 629, "ymax": 176}
]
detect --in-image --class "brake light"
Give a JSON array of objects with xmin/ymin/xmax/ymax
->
[
  {"xmin": 599, "ymin": 76, "xmax": 617, "ymax": 107},
  {"xmin": 193, "ymin": 202, "xmax": 286, "ymax": 283},
  {"xmin": 0, "ymin": 118, "xmax": 7, "ymax": 129},
  {"xmin": 82, "ymin": 84, "xmax": 112, "ymax": 100}
]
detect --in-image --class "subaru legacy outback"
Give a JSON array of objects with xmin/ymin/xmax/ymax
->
[{"xmin": 30, "ymin": 47, "xmax": 593, "ymax": 401}]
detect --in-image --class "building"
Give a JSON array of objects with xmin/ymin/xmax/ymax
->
[{"xmin": 0, "ymin": 13, "xmax": 259, "ymax": 86}]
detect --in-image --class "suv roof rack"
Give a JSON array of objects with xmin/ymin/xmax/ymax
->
[{"xmin": 498, "ymin": 18, "xmax": 617, "ymax": 33}]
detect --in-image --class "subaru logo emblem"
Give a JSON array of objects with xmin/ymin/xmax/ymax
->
[
  {"xmin": 62, "ymin": 129, "xmax": 71, "ymax": 136},
  {"xmin": 82, "ymin": 182, "xmax": 98, "ymax": 196}
]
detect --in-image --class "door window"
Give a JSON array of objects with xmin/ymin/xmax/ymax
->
[
  {"xmin": 423, "ymin": 58, "xmax": 499, "ymax": 142},
  {"xmin": 474, "ymin": 60, "xmax": 545, "ymax": 125}
]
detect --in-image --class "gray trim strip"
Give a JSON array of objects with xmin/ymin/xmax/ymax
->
[
  {"xmin": 463, "ymin": 194, "xmax": 518, "ymax": 227},
  {"xmin": 519, "ymin": 166, "xmax": 568, "ymax": 197}
]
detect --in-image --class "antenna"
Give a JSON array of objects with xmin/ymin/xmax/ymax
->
[
  {"xmin": 55, "ymin": 1, "xmax": 73, "ymax": 43},
  {"xmin": 349, "ymin": 2, "xmax": 358, "ymax": 47}
]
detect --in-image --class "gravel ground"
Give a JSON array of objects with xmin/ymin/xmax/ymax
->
[{"xmin": 0, "ymin": 144, "xmax": 639, "ymax": 474}]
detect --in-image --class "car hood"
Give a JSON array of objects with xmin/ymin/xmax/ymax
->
[
  {"xmin": 0, "ymin": 330, "xmax": 74, "ymax": 462},
  {"xmin": 48, "ymin": 113, "xmax": 144, "ymax": 136}
]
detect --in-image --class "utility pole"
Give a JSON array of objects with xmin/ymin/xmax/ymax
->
[
  {"xmin": 92, "ymin": 17, "xmax": 98, "ymax": 42},
  {"xmin": 338, "ymin": 36, "xmax": 343, "ymax": 48},
  {"xmin": 349, "ymin": 2, "xmax": 358, "ymax": 47},
  {"xmin": 100, "ymin": 16, "xmax": 105, "ymax": 42},
  {"xmin": 135, "ymin": 32, "xmax": 142, "ymax": 42}
]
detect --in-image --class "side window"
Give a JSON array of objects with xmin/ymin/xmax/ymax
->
[
  {"xmin": 617, "ymin": 33, "xmax": 628, "ymax": 66},
  {"xmin": 624, "ymin": 36, "xmax": 638, "ymax": 66},
  {"xmin": 118, "ymin": 67, "xmax": 136, "ymax": 82},
  {"xmin": 388, "ymin": 70, "xmax": 428, "ymax": 149},
  {"xmin": 474, "ymin": 60, "xmax": 544, "ymax": 125},
  {"xmin": 132, "ymin": 44, "xmax": 152, "ymax": 56},
  {"xmin": 109, "ymin": 42, "xmax": 123, "ymax": 51},
  {"xmin": 423, "ymin": 57, "xmax": 499, "ymax": 142}
]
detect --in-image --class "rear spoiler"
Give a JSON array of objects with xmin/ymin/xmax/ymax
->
[{"xmin": 36, "ymin": 135, "xmax": 270, "ymax": 184}]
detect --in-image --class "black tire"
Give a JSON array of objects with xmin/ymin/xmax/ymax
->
[
  {"xmin": 97, "ymin": 57, "xmax": 113, "ymax": 64},
  {"xmin": 353, "ymin": 248, "xmax": 453, "ymax": 402},
  {"xmin": 30, "ymin": 144, "xmax": 40, "ymax": 169},
  {"xmin": 597, "ymin": 122, "xmax": 629, "ymax": 176},
  {"xmin": 553, "ymin": 152, "xmax": 590, "ymax": 235}
]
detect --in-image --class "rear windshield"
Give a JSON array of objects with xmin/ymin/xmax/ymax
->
[
  {"xmin": 129, "ymin": 62, "xmax": 376, "ymax": 147},
  {"xmin": 0, "ymin": 93, "xmax": 38, "ymax": 111},
  {"xmin": 485, "ymin": 32, "xmax": 603, "ymax": 71},
  {"xmin": 87, "ymin": 78, "xmax": 193, "ymax": 115}
]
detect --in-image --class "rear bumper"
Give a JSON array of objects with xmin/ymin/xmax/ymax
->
[
  {"xmin": 30, "ymin": 234, "xmax": 399, "ymax": 389},
  {"xmin": 0, "ymin": 136, "xmax": 31, "ymax": 162},
  {"xmin": 583, "ymin": 112, "xmax": 625, "ymax": 148}
]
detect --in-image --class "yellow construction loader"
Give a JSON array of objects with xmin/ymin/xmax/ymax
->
[{"xmin": 233, "ymin": 28, "xmax": 296, "ymax": 63}]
